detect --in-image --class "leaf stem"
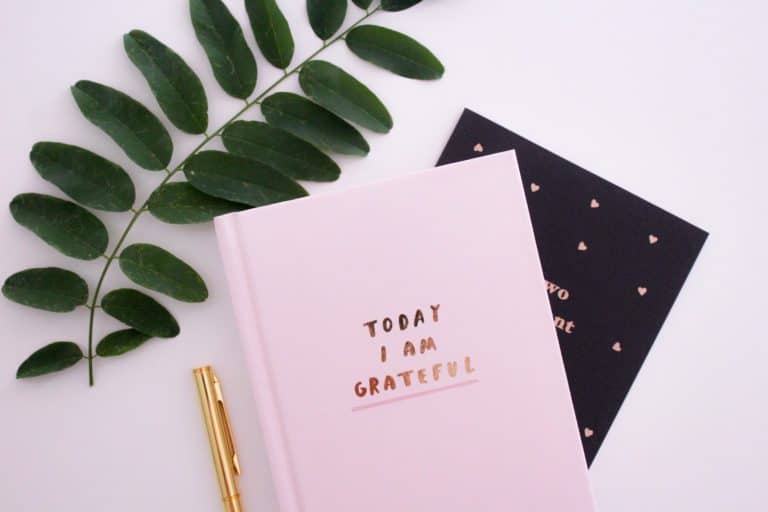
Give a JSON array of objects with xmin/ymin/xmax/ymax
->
[{"xmin": 84, "ymin": 5, "xmax": 381, "ymax": 386}]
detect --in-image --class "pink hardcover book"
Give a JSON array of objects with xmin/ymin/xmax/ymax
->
[{"xmin": 214, "ymin": 150, "xmax": 595, "ymax": 511}]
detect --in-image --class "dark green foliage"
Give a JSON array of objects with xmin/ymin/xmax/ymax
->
[
  {"xmin": 262, "ymin": 93, "xmax": 369, "ymax": 155},
  {"xmin": 381, "ymin": 0, "xmax": 423, "ymax": 11},
  {"xmin": 96, "ymin": 329, "xmax": 153, "ymax": 357},
  {"xmin": 299, "ymin": 60, "xmax": 392, "ymax": 133},
  {"xmin": 222, "ymin": 121, "xmax": 341, "ymax": 182},
  {"xmin": 10, "ymin": 193, "xmax": 108, "ymax": 260},
  {"xmin": 119, "ymin": 244, "xmax": 208, "ymax": 303},
  {"xmin": 190, "ymin": 0, "xmax": 257, "ymax": 99},
  {"xmin": 148, "ymin": 182, "xmax": 248, "ymax": 224},
  {"xmin": 71, "ymin": 81, "xmax": 173, "ymax": 170},
  {"xmin": 30, "ymin": 142, "xmax": 135, "ymax": 212},
  {"xmin": 17, "ymin": 342, "xmax": 83, "ymax": 378},
  {"xmin": 101, "ymin": 289, "xmax": 180, "ymax": 338},
  {"xmin": 3, "ymin": 268, "xmax": 88, "ymax": 312},
  {"xmin": 346, "ymin": 25, "xmax": 444, "ymax": 80},
  {"xmin": 124, "ymin": 30, "xmax": 209, "ymax": 134},
  {"xmin": 307, "ymin": 0, "xmax": 347, "ymax": 40},
  {"xmin": 245, "ymin": 0, "xmax": 294, "ymax": 69},
  {"xmin": 8, "ymin": 1, "xmax": 444, "ymax": 383},
  {"xmin": 185, "ymin": 151, "xmax": 309, "ymax": 206}
]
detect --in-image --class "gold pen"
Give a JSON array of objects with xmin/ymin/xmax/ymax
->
[{"xmin": 194, "ymin": 366, "xmax": 243, "ymax": 512}]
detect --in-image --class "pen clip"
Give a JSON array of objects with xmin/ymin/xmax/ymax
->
[{"xmin": 213, "ymin": 375, "xmax": 241, "ymax": 476}]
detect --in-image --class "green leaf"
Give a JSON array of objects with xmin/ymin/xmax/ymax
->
[
  {"xmin": 222, "ymin": 121, "xmax": 340, "ymax": 182},
  {"xmin": 148, "ymin": 182, "xmax": 248, "ymax": 224},
  {"xmin": 3, "ymin": 268, "xmax": 88, "ymax": 313},
  {"xmin": 245, "ymin": 0, "xmax": 294, "ymax": 69},
  {"xmin": 381, "ymin": 0, "xmax": 422, "ymax": 11},
  {"xmin": 185, "ymin": 151, "xmax": 308, "ymax": 206},
  {"xmin": 101, "ymin": 289, "xmax": 180, "ymax": 338},
  {"xmin": 351, "ymin": 0, "xmax": 373, "ymax": 8},
  {"xmin": 307, "ymin": 0, "xmax": 347, "ymax": 40},
  {"xmin": 10, "ymin": 193, "xmax": 108, "ymax": 260},
  {"xmin": 190, "ymin": 0, "xmax": 257, "ymax": 99},
  {"xmin": 119, "ymin": 243, "xmax": 208, "ymax": 303},
  {"xmin": 346, "ymin": 25, "xmax": 444, "ymax": 80},
  {"xmin": 96, "ymin": 329, "xmax": 152, "ymax": 357},
  {"xmin": 71, "ymin": 80, "xmax": 173, "ymax": 170},
  {"xmin": 299, "ymin": 60, "xmax": 392, "ymax": 133},
  {"xmin": 30, "ymin": 142, "xmax": 135, "ymax": 212},
  {"xmin": 17, "ymin": 342, "xmax": 83, "ymax": 379},
  {"xmin": 262, "ymin": 93, "xmax": 369, "ymax": 156},
  {"xmin": 124, "ymin": 30, "xmax": 208, "ymax": 134}
]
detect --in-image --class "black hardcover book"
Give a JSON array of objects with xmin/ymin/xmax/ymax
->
[{"xmin": 437, "ymin": 109, "xmax": 708, "ymax": 465}]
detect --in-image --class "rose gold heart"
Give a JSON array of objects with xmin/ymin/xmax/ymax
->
[
  {"xmin": 473, "ymin": 143, "xmax": 484, "ymax": 153},
  {"xmin": 637, "ymin": 286, "xmax": 648, "ymax": 296},
  {"xmin": 612, "ymin": 341, "xmax": 622, "ymax": 352},
  {"xmin": 578, "ymin": 241, "xmax": 588, "ymax": 251},
  {"xmin": 590, "ymin": 199, "xmax": 600, "ymax": 208},
  {"xmin": 649, "ymin": 234, "xmax": 659, "ymax": 245},
  {"xmin": 530, "ymin": 182, "xmax": 540, "ymax": 192},
  {"xmin": 584, "ymin": 428, "xmax": 594, "ymax": 438}
]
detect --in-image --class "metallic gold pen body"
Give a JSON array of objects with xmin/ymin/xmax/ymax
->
[{"xmin": 194, "ymin": 366, "xmax": 243, "ymax": 512}]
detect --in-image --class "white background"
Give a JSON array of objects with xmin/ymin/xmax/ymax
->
[{"xmin": 1, "ymin": 1, "xmax": 766, "ymax": 510}]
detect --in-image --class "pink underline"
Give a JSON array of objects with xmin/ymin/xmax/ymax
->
[{"xmin": 351, "ymin": 379, "xmax": 480, "ymax": 412}]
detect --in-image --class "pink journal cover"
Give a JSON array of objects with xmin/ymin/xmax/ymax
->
[{"xmin": 214, "ymin": 151, "xmax": 595, "ymax": 511}]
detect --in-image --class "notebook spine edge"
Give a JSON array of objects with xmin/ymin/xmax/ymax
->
[{"xmin": 214, "ymin": 214, "xmax": 301, "ymax": 512}]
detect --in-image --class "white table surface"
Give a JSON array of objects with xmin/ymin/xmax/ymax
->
[{"xmin": 2, "ymin": 1, "xmax": 766, "ymax": 510}]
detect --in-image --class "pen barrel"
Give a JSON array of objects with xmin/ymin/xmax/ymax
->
[
  {"xmin": 194, "ymin": 366, "xmax": 243, "ymax": 512},
  {"xmin": 224, "ymin": 494, "xmax": 243, "ymax": 512}
]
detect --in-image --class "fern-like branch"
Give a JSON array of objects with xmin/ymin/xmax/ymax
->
[{"xmin": 85, "ymin": 5, "xmax": 382, "ymax": 385}]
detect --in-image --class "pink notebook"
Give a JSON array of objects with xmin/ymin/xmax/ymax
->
[{"xmin": 214, "ymin": 151, "xmax": 595, "ymax": 511}]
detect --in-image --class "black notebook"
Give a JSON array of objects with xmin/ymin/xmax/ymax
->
[{"xmin": 437, "ymin": 109, "xmax": 708, "ymax": 465}]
